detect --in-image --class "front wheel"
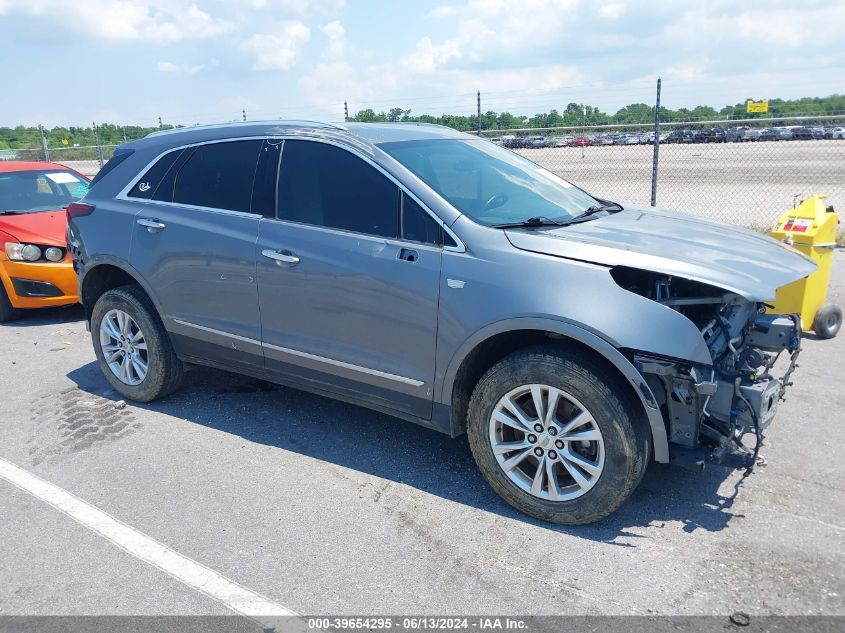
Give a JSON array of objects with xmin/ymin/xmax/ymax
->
[
  {"xmin": 90, "ymin": 285, "xmax": 184, "ymax": 402},
  {"xmin": 0, "ymin": 283, "xmax": 21, "ymax": 323},
  {"xmin": 467, "ymin": 346, "xmax": 650, "ymax": 525}
]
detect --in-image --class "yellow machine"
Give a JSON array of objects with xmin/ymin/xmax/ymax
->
[{"xmin": 768, "ymin": 195, "xmax": 841, "ymax": 338}]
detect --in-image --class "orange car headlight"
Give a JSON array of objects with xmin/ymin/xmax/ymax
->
[{"xmin": 4, "ymin": 242, "xmax": 64, "ymax": 263}]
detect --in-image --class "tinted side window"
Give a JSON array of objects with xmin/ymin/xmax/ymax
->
[
  {"xmin": 402, "ymin": 193, "xmax": 442, "ymax": 245},
  {"xmin": 278, "ymin": 140, "xmax": 399, "ymax": 239},
  {"xmin": 173, "ymin": 140, "xmax": 262, "ymax": 212},
  {"xmin": 128, "ymin": 149, "xmax": 182, "ymax": 199}
]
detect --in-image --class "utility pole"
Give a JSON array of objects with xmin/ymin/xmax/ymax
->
[
  {"xmin": 650, "ymin": 77, "xmax": 662, "ymax": 207},
  {"xmin": 477, "ymin": 90, "xmax": 481, "ymax": 136},
  {"xmin": 344, "ymin": 101, "xmax": 349, "ymax": 122},
  {"xmin": 242, "ymin": 109, "xmax": 247, "ymax": 121},
  {"xmin": 38, "ymin": 125, "xmax": 49, "ymax": 162}
]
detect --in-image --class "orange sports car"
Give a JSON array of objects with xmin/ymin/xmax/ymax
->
[{"xmin": 0, "ymin": 161, "xmax": 90, "ymax": 322}]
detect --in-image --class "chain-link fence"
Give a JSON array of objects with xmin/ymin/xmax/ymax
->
[
  {"xmin": 2, "ymin": 116, "xmax": 844, "ymax": 230},
  {"xmin": 489, "ymin": 115, "xmax": 845, "ymax": 229}
]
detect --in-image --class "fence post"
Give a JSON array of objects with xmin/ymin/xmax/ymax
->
[
  {"xmin": 477, "ymin": 90, "xmax": 481, "ymax": 136},
  {"xmin": 38, "ymin": 125, "xmax": 50, "ymax": 162},
  {"xmin": 93, "ymin": 123, "xmax": 104, "ymax": 168},
  {"xmin": 650, "ymin": 77, "xmax": 661, "ymax": 207}
]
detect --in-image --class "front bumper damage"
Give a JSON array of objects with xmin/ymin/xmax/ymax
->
[{"xmin": 633, "ymin": 292, "xmax": 802, "ymax": 472}]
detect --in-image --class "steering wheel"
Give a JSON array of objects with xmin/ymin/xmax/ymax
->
[{"xmin": 482, "ymin": 193, "xmax": 508, "ymax": 213}]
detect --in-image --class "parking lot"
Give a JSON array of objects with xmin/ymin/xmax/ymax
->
[
  {"xmin": 519, "ymin": 139, "xmax": 845, "ymax": 229},
  {"xmin": 1, "ymin": 243, "xmax": 843, "ymax": 619}
]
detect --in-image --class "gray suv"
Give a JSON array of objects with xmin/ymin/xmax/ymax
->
[{"xmin": 68, "ymin": 121, "xmax": 815, "ymax": 524}]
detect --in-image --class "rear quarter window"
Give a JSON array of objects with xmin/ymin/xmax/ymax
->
[{"xmin": 127, "ymin": 149, "xmax": 183, "ymax": 200}]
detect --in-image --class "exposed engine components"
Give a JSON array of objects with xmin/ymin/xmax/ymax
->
[{"xmin": 620, "ymin": 270, "xmax": 802, "ymax": 473}]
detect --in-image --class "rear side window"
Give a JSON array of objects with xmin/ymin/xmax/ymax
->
[
  {"xmin": 128, "ymin": 149, "xmax": 182, "ymax": 199},
  {"xmin": 277, "ymin": 140, "xmax": 399, "ymax": 238},
  {"xmin": 173, "ymin": 140, "xmax": 262, "ymax": 212}
]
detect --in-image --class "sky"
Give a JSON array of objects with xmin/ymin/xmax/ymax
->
[{"xmin": 1, "ymin": 0, "xmax": 843, "ymax": 127}]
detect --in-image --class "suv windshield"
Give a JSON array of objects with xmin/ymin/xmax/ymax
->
[
  {"xmin": 0, "ymin": 169, "xmax": 89, "ymax": 214},
  {"xmin": 379, "ymin": 139, "xmax": 599, "ymax": 226}
]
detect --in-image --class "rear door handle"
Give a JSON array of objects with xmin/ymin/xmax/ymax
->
[
  {"xmin": 137, "ymin": 218, "xmax": 166, "ymax": 233},
  {"xmin": 262, "ymin": 249, "xmax": 300, "ymax": 266}
]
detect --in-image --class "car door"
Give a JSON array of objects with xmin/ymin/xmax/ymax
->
[
  {"xmin": 128, "ymin": 139, "xmax": 269, "ymax": 369},
  {"xmin": 256, "ymin": 139, "xmax": 445, "ymax": 419}
]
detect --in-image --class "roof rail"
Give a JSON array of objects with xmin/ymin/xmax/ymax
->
[{"xmin": 146, "ymin": 120, "xmax": 346, "ymax": 138}]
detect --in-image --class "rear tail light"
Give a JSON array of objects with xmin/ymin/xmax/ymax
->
[{"xmin": 66, "ymin": 202, "xmax": 95, "ymax": 219}]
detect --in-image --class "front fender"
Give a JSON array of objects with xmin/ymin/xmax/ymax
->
[{"xmin": 437, "ymin": 316, "xmax": 670, "ymax": 463}]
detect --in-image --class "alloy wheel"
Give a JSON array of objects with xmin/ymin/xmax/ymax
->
[
  {"xmin": 99, "ymin": 309, "xmax": 149, "ymax": 386},
  {"xmin": 489, "ymin": 384, "xmax": 605, "ymax": 501}
]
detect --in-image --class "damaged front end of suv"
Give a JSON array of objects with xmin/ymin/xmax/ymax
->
[{"xmin": 614, "ymin": 268, "xmax": 803, "ymax": 472}]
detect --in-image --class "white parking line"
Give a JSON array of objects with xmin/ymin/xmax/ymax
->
[{"xmin": 0, "ymin": 456, "xmax": 297, "ymax": 619}]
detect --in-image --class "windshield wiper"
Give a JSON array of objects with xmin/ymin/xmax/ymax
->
[
  {"xmin": 491, "ymin": 216, "xmax": 564, "ymax": 229},
  {"xmin": 557, "ymin": 201, "xmax": 624, "ymax": 226}
]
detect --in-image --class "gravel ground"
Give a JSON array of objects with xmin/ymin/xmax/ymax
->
[
  {"xmin": 0, "ymin": 253, "xmax": 843, "ymax": 618},
  {"xmin": 517, "ymin": 140, "xmax": 845, "ymax": 228}
]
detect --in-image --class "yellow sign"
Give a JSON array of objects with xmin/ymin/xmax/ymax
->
[{"xmin": 746, "ymin": 100, "xmax": 768, "ymax": 113}]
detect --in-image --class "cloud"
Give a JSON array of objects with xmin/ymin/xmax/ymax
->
[
  {"xmin": 157, "ymin": 61, "xmax": 205, "ymax": 74},
  {"xmin": 0, "ymin": 1, "xmax": 233, "ymax": 42},
  {"xmin": 241, "ymin": 22, "xmax": 311, "ymax": 70},
  {"xmin": 247, "ymin": 0, "xmax": 345, "ymax": 16},
  {"xmin": 400, "ymin": 36, "xmax": 461, "ymax": 73},
  {"xmin": 321, "ymin": 20, "xmax": 345, "ymax": 58}
]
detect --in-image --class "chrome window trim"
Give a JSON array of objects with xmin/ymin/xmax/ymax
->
[
  {"xmin": 133, "ymin": 198, "xmax": 262, "ymax": 220},
  {"xmin": 172, "ymin": 318, "xmax": 424, "ymax": 387},
  {"xmin": 117, "ymin": 135, "xmax": 466, "ymax": 253}
]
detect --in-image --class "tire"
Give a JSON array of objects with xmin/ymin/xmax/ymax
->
[
  {"xmin": 467, "ymin": 345, "xmax": 651, "ymax": 525},
  {"xmin": 813, "ymin": 303, "xmax": 842, "ymax": 339},
  {"xmin": 0, "ymin": 283, "xmax": 21, "ymax": 323},
  {"xmin": 90, "ymin": 284, "xmax": 184, "ymax": 401}
]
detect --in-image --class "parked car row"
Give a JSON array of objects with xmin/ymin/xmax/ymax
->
[{"xmin": 490, "ymin": 125, "xmax": 845, "ymax": 148}]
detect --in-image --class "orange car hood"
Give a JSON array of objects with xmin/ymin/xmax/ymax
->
[{"xmin": 0, "ymin": 210, "xmax": 68, "ymax": 247}]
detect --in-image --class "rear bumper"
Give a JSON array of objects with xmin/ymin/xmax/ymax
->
[{"xmin": 0, "ymin": 255, "xmax": 78, "ymax": 309}]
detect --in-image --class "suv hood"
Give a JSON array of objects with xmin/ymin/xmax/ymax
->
[
  {"xmin": 0, "ymin": 210, "xmax": 68, "ymax": 247},
  {"xmin": 505, "ymin": 205, "xmax": 817, "ymax": 301}
]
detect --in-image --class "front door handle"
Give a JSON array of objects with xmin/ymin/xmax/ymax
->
[
  {"xmin": 399, "ymin": 248, "xmax": 419, "ymax": 263},
  {"xmin": 262, "ymin": 249, "xmax": 300, "ymax": 266},
  {"xmin": 137, "ymin": 218, "xmax": 166, "ymax": 233}
]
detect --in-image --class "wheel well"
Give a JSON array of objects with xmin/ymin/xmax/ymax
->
[
  {"xmin": 449, "ymin": 330, "xmax": 648, "ymax": 436},
  {"xmin": 81, "ymin": 264, "xmax": 140, "ymax": 321}
]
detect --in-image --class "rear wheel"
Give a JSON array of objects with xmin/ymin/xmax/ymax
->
[
  {"xmin": 813, "ymin": 303, "xmax": 842, "ymax": 339},
  {"xmin": 0, "ymin": 283, "xmax": 21, "ymax": 323},
  {"xmin": 91, "ymin": 285, "xmax": 184, "ymax": 401},
  {"xmin": 467, "ymin": 346, "xmax": 650, "ymax": 524}
]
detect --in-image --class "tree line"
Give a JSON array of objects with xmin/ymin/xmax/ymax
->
[{"xmin": 1, "ymin": 94, "xmax": 842, "ymax": 149}]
